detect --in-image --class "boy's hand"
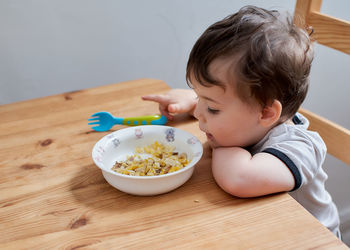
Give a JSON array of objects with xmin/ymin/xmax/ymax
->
[{"xmin": 142, "ymin": 89, "xmax": 197, "ymax": 120}]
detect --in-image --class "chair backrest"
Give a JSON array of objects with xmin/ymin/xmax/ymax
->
[{"xmin": 293, "ymin": 0, "xmax": 350, "ymax": 165}]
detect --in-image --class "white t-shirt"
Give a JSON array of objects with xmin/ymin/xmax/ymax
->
[{"xmin": 250, "ymin": 113, "xmax": 340, "ymax": 237}]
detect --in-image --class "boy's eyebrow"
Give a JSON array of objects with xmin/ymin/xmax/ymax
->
[{"xmin": 199, "ymin": 95, "xmax": 222, "ymax": 104}]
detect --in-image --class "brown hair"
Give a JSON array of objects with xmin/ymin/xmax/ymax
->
[{"xmin": 186, "ymin": 5, "xmax": 313, "ymax": 119}]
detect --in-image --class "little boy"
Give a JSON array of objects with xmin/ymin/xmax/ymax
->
[{"xmin": 142, "ymin": 5, "xmax": 340, "ymax": 237}]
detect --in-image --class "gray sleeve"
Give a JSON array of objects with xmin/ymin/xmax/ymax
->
[
  {"xmin": 262, "ymin": 147, "xmax": 302, "ymax": 191},
  {"xmin": 261, "ymin": 128, "xmax": 326, "ymax": 191}
]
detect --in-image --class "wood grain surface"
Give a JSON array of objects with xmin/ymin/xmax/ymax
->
[{"xmin": 0, "ymin": 79, "xmax": 347, "ymax": 249}]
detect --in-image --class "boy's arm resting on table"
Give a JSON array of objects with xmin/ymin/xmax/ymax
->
[
  {"xmin": 212, "ymin": 147, "xmax": 295, "ymax": 197},
  {"xmin": 142, "ymin": 89, "xmax": 197, "ymax": 120}
]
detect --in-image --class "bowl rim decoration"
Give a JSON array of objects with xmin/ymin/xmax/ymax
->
[{"xmin": 92, "ymin": 125, "xmax": 203, "ymax": 180}]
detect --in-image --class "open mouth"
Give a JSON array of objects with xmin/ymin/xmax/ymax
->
[{"xmin": 205, "ymin": 133, "xmax": 214, "ymax": 141}]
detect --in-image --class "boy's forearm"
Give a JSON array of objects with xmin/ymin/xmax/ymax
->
[
  {"xmin": 211, "ymin": 147, "xmax": 254, "ymax": 196},
  {"xmin": 211, "ymin": 147, "xmax": 294, "ymax": 197}
]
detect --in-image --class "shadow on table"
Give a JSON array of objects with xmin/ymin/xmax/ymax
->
[
  {"xmin": 70, "ymin": 113, "xmax": 202, "ymax": 210},
  {"xmin": 70, "ymin": 141, "xmax": 262, "ymax": 217}
]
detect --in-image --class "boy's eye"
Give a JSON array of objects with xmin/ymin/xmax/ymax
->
[{"xmin": 207, "ymin": 107, "xmax": 220, "ymax": 114}]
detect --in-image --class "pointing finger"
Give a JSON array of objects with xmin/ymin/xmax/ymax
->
[{"xmin": 141, "ymin": 95, "xmax": 170, "ymax": 105}]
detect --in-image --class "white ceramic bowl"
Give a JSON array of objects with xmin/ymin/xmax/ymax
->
[{"xmin": 92, "ymin": 125, "xmax": 203, "ymax": 196}]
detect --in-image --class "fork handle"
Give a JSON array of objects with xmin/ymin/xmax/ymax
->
[{"xmin": 117, "ymin": 115, "xmax": 167, "ymax": 126}]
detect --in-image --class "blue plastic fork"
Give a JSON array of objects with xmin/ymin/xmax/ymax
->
[{"xmin": 88, "ymin": 111, "xmax": 167, "ymax": 131}]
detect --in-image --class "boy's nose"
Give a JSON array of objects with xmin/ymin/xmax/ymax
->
[{"xmin": 193, "ymin": 105, "xmax": 206, "ymax": 123}]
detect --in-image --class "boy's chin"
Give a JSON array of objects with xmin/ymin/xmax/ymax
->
[{"xmin": 207, "ymin": 140, "xmax": 219, "ymax": 149}]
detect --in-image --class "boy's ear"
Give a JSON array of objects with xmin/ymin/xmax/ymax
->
[{"xmin": 259, "ymin": 100, "xmax": 282, "ymax": 127}]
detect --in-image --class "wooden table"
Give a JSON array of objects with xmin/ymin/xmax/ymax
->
[{"xmin": 0, "ymin": 79, "xmax": 347, "ymax": 249}]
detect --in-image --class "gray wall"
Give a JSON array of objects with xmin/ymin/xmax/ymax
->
[{"xmin": 1, "ymin": 0, "xmax": 349, "ymax": 244}]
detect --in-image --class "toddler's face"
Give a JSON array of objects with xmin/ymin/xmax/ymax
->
[{"xmin": 191, "ymin": 58, "xmax": 265, "ymax": 148}]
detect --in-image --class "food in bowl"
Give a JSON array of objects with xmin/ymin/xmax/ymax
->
[
  {"xmin": 111, "ymin": 141, "xmax": 190, "ymax": 176},
  {"xmin": 92, "ymin": 125, "xmax": 203, "ymax": 196}
]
